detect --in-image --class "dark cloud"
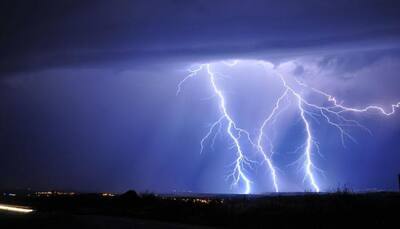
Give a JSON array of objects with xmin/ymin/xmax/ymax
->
[
  {"xmin": 1, "ymin": 0, "xmax": 400, "ymax": 73},
  {"xmin": 317, "ymin": 49, "xmax": 400, "ymax": 75}
]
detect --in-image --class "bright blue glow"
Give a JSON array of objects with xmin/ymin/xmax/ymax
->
[{"xmin": 177, "ymin": 60, "xmax": 400, "ymax": 194}]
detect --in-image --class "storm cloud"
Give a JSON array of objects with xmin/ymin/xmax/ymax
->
[
  {"xmin": 1, "ymin": 0, "xmax": 400, "ymax": 193},
  {"xmin": 1, "ymin": 0, "xmax": 400, "ymax": 73}
]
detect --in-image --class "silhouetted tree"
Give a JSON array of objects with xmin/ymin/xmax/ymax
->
[{"xmin": 120, "ymin": 190, "xmax": 139, "ymax": 200}]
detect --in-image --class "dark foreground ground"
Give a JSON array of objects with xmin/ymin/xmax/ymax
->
[
  {"xmin": 0, "ymin": 212, "xmax": 211, "ymax": 229},
  {"xmin": 0, "ymin": 191, "xmax": 399, "ymax": 228}
]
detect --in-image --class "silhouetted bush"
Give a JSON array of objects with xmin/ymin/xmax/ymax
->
[{"xmin": 120, "ymin": 190, "xmax": 139, "ymax": 200}]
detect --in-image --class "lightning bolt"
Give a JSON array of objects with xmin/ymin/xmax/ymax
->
[
  {"xmin": 258, "ymin": 66, "xmax": 321, "ymax": 192},
  {"xmin": 270, "ymin": 69, "xmax": 399, "ymax": 192},
  {"xmin": 178, "ymin": 62, "xmax": 254, "ymax": 194},
  {"xmin": 256, "ymin": 88, "xmax": 287, "ymax": 193},
  {"xmin": 178, "ymin": 60, "xmax": 400, "ymax": 194},
  {"xmin": 206, "ymin": 64, "xmax": 253, "ymax": 194}
]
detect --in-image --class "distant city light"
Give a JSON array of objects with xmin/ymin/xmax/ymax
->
[
  {"xmin": 101, "ymin": 193, "xmax": 115, "ymax": 197},
  {"xmin": 35, "ymin": 191, "xmax": 75, "ymax": 196}
]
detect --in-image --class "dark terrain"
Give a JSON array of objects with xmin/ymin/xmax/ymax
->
[{"xmin": 0, "ymin": 190, "xmax": 399, "ymax": 228}]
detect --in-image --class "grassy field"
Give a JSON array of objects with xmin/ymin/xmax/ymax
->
[{"xmin": 1, "ymin": 191, "xmax": 399, "ymax": 228}]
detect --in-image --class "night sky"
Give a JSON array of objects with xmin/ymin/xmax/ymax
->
[{"xmin": 1, "ymin": 0, "xmax": 400, "ymax": 194}]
